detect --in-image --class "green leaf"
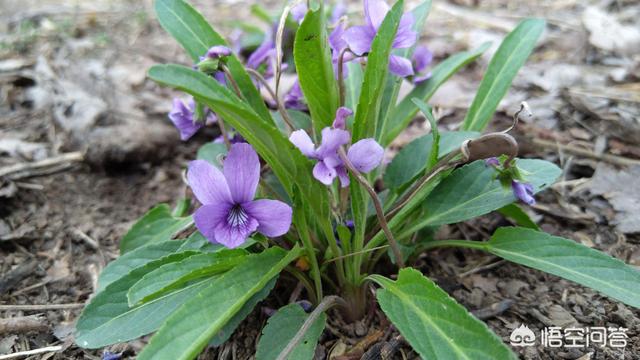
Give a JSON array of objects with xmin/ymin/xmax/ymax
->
[
  {"xmin": 127, "ymin": 250, "xmax": 248, "ymax": 306},
  {"xmin": 400, "ymin": 159, "xmax": 560, "ymax": 237},
  {"xmin": 197, "ymin": 142, "xmax": 227, "ymax": 168},
  {"xmin": 75, "ymin": 251, "xmax": 207, "ymax": 348},
  {"xmin": 377, "ymin": 1, "xmax": 432, "ymax": 138},
  {"xmin": 370, "ymin": 268, "xmax": 515, "ymax": 359},
  {"xmin": 272, "ymin": 109, "xmax": 312, "ymax": 133},
  {"xmin": 353, "ymin": 0, "xmax": 404, "ymax": 141},
  {"xmin": 154, "ymin": 0, "xmax": 272, "ymax": 122},
  {"xmin": 383, "ymin": 131, "xmax": 479, "ymax": 190},
  {"xmin": 462, "ymin": 19, "xmax": 545, "ymax": 131},
  {"xmin": 294, "ymin": 7, "xmax": 339, "ymax": 134},
  {"xmin": 99, "ymin": 241, "xmax": 185, "ymax": 292},
  {"xmin": 137, "ymin": 246, "xmax": 303, "ymax": 360},
  {"xmin": 209, "ymin": 277, "xmax": 277, "ymax": 347},
  {"xmin": 255, "ymin": 303, "xmax": 326, "ymax": 360},
  {"xmin": 384, "ymin": 42, "xmax": 490, "ymax": 146},
  {"xmin": 497, "ymin": 203, "xmax": 539, "ymax": 230},
  {"xmin": 344, "ymin": 62, "xmax": 363, "ymax": 112},
  {"xmin": 148, "ymin": 64, "xmax": 331, "ymax": 232},
  {"xmin": 119, "ymin": 204, "xmax": 192, "ymax": 254},
  {"xmin": 487, "ymin": 227, "xmax": 640, "ymax": 308},
  {"xmin": 412, "ymin": 99, "xmax": 440, "ymax": 169}
]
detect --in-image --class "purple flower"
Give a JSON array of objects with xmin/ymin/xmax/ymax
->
[
  {"xmin": 284, "ymin": 80, "xmax": 307, "ymax": 111},
  {"xmin": 206, "ymin": 45, "xmax": 232, "ymax": 59},
  {"xmin": 485, "ymin": 157, "xmax": 500, "ymax": 167},
  {"xmin": 412, "ymin": 45, "xmax": 433, "ymax": 84},
  {"xmin": 169, "ymin": 98, "xmax": 217, "ymax": 141},
  {"xmin": 289, "ymin": 108, "xmax": 383, "ymax": 186},
  {"xmin": 512, "ymin": 180, "xmax": 535, "ymax": 205},
  {"xmin": 343, "ymin": 0, "xmax": 417, "ymax": 77},
  {"xmin": 291, "ymin": 3, "xmax": 308, "ymax": 23},
  {"xmin": 332, "ymin": 107, "xmax": 353, "ymax": 129},
  {"xmin": 188, "ymin": 143, "xmax": 293, "ymax": 248},
  {"xmin": 330, "ymin": 3, "xmax": 347, "ymax": 24},
  {"xmin": 247, "ymin": 34, "xmax": 286, "ymax": 79},
  {"xmin": 329, "ymin": 23, "xmax": 356, "ymax": 77}
]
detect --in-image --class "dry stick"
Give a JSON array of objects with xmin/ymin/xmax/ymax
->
[
  {"xmin": 0, "ymin": 152, "xmax": 83, "ymax": 179},
  {"xmin": 0, "ymin": 303, "xmax": 84, "ymax": 311},
  {"xmin": 0, "ymin": 315, "xmax": 48, "ymax": 335},
  {"xmin": 275, "ymin": 296, "xmax": 348, "ymax": 360},
  {"xmin": 532, "ymin": 138, "xmax": 640, "ymax": 166},
  {"xmin": 0, "ymin": 345, "xmax": 62, "ymax": 360},
  {"xmin": 245, "ymin": 68, "xmax": 295, "ymax": 131},
  {"xmin": 338, "ymin": 148, "xmax": 405, "ymax": 268}
]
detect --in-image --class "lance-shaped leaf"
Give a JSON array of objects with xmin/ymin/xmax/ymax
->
[
  {"xmin": 486, "ymin": 227, "xmax": 640, "ymax": 309},
  {"xmin": 154, "ymin": 0, "xmax": 272, "ymax": 122},
  {"xmin": 384, "ymin": 42, "xmax": 490, "ymax": 146},
  {"xmin": 137, "ymin": 246, "xmax": 303, "ymax": 360},
  {"xmin": 353, "ymin": 0, "xmax": 404, "ymax": 141},
  {"xmin": 119, "ymin": 204, "xmax": 192, "ymax": 254},
  {"xmin": 370, "ymin": 269, "xmax": 516, "ymax": 359},
  {"xmin": 344, "ymin": 62, "xmax": 363, "ymax": 112},
  {"xmin": 76, "ymin": 251, "xmax": 208, "ymax": 348},
  {"xmin": 256, "ymin": 303, "xmax": 326, "ymax": 360},
  {"xmin": 400, "ymin": 159, "xmax": 560, "ymax": 237},
  {"xmin": 462, "ymin": 19, "xmax": 545, "ymax": 131},
  {"xmin": 377, "ymin": 1, "xmax": 432, "ymax": 138},
  {"xmin": 98, "ymin": 233, "xmax": 219, "ymax": 292},
  {"xmin": 127, "ymin": 249, "xmax": 248, "ymax": 306},
  {"xmin": 497, "ymin": 204, "xmax": 539, "ymax": 230},
  {"xmin": 384, "ymin": 131, "xmax": 479, "ymax": 190},
  {"xmin": 294, "ymin": 8, "xmax": 339, "ymax": 134}
]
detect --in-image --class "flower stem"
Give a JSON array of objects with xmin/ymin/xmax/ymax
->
[
  {"xmin": 293, "ymin": 204, "xmax": 323, "ymax": 303},
  {"xmin": 275, "ymin": 295, "xmax": 348, "ymax": 360},
  {"xmin": 386, "ymin": 150, "xmax": 462, "ymax": 219},
  {"xmin": 337, "ymin": 47, "xmax": 352, "ymax": 107},
  {"xmin": 338, "ymin": 147, "xmax": 405, "ymax": 268},
  {"xmin": 245, "ymin": 68, "xmax": 296, "ymax": 132}
]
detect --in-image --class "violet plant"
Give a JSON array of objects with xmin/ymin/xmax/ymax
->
[{"xmin": 75, "ymin": 0, "xmax": 640, "ymax": 359}]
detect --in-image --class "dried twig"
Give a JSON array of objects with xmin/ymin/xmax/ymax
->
[
  {"xmin": 532, "ymin": 138, "xmax": 640, "ymax": 166},
  {"xmin": 0, "ymin": 152, "xmax": 83, "ymax": 180},
  {"xmin": 0, "ymin": 345, "xmax": 62, "ymax": 360},
  {"xmin": 0, "ymin": 315, "xmax": 48, "ymax": 334},
  {"xmin": 0, "ymin": 303, "xmax": 84, "ymax": 311},
  {"xmin": 0, "ymin": 260, "xmax": 38, "ymax": 293}
]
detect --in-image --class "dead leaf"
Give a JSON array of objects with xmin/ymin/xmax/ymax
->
[{"xmin": 588, "ymin": 164, "xmax": 640, "ymax": 233}]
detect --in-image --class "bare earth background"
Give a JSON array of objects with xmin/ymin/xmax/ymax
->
[{"xmin": 1, "ymin": 0, "xmax": 639, "ymax": 359}]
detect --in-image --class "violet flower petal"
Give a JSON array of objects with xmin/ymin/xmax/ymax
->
[
  {"xmin": 485, "ymin": 157, "xmax": 500, "ymax": 167},
  {"xmin": 365, "ymin": 0, "xmax": 390, "ymax": 30},
  {"xmin": 169, "ymin": 98, "xmax": 202, "ymax": 141},
  {"xmin": 247, "ymin": 36, "xmax": 274, "ymax": 69},
  {"xmin": 336, "ymin": 165, "xmax": 350, "ymax": 187},
  {"xmin": 193, "ymin": 203, "xmax": 230, "ymax": 244},
  {"xmin": 316, "ymin": 128, "xmax": 351, "ymax": 158},
  {"xmin": 291, "ymin": 3, "xmax": 308, "ymax": 23},
  {"xmin": 392, "ymin": 12, "xmax": 417, "ymax": 49},
  {"xmin": 330, "ymin": 3, "xmax": 347, "ymax": 24},
  {"xmin": 313, "ymin": 161, "xmax": 338, "ymax": 185},
  {"xmin": 512, "ymin": 180, "xmax": 536, "ymax": 205},
  {"xmin": 413, "ymin": 72, "xmax": 432, "ymax": 84},
  {"xmin": 223, "ymin": 143, "xmax": 261, "ymax": 204},
  {"xmin": 389, "ymin": 54, "xmax": 414, "ymax": 77},
  {"xmin": 188, "ymin": 160, "xmax": 232, "ymax": 205},
  {"xmin": 343, "ymin": 25, "xmax": 375, "ymax": 56},
  {"xmin": 347, "ymin": 138, "xmax": 384, "ymax": 173},
  {"xmin": 244, "ymin": 199, "xmax": 292, "ymax": 237},
  {"xmin": 332, "ymin": 107, "xmax": 353, "ymax": 129},
  {"xmin": 206, "ymin": 45, "xmax": 232, "ymax": 59},
  {"xmin": 412, "ymin": 45, "xmax": 433, "ymax": 73},
  {"xmin": 214, "ymin": 206, "xmax": 259, "ymax": 248},
  {"xmin": 289, "ymin": 130, "xmax": 317, "ymax": 158}
]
